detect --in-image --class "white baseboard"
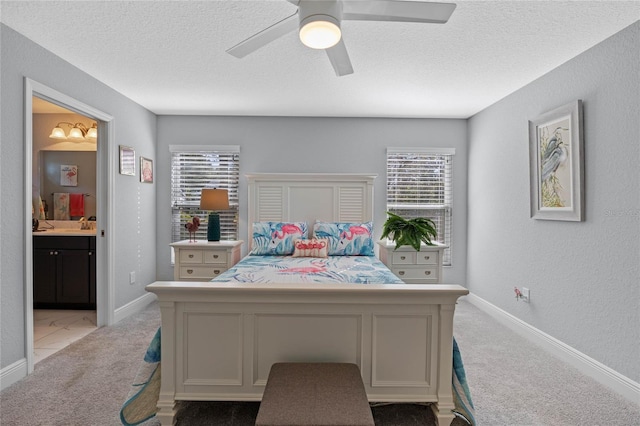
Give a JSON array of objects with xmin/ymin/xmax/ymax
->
[
  {"xmin": 0, "ymin": 358, "xmax": 28, "ymax": 392},
  {"xmin": 466, "ymin": 292, "xmax": 640, "ymax": 405},
  {"xmin": 113, "ymin": 292, "xmax": 157, "ymax": 324}
]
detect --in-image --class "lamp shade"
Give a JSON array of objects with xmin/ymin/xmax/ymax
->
[
  {"xmin": 200, "ymin": 189, "xmax": 229, "ymax": 242},
  {"xmin": 68, "ymin": 126, "xmax": 85, "ymax": 140},
  {"xmin": 200, "ymin": 189, "xmax": 229, "ymax": 211},
  {"xmin": 86, "ymin": 124, "xmax": 98, "ymax": 140},
  {"xmin": 49, "ymin": 126, "xmax": 67, "ymax": 139}
]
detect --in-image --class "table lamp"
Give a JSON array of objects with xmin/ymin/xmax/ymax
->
[{"xmin": 199, "ymin": 189, "xmax": 229, "ymax": 242}]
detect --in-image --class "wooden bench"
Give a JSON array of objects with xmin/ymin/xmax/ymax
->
[{"xmin": 256, "ymin": 362, "xmax": 375, "ymax": 426}]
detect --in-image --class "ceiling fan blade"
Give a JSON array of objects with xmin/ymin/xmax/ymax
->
[
  {"xmin": 326, "ymin": 39, "xmax": 354, "ymax": 77},
  {"xmin": 342, "ymin": 0, "xmax": 456, "ymax": 24},
  {"xmin": 226, "ymin": 12, "xmax": 299, "ymax": 58}
]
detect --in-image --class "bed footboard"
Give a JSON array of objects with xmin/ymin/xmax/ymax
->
[{"xmin": 146, "ymin": 281, "xmax": 468, "ymax": 426}]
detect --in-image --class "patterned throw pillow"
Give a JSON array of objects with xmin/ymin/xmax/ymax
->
[
  {"xmin": 251, "ymin": 222, "xmax": 307, "ymax": 255},
  {"xmin": 292, "ymin": 238, "xmax": 329, "ymax": 258},
  {"xmin": 312, "ymin": 221, "xmax": 374, "ymax": 256}
]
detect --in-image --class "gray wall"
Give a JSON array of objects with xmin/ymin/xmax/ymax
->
[
  {"xmin": 467, "ymin": 22, "xmax": 639, "ymax": 381},
  {"xmin": 0, "ymin": 24, "xmax": 157, "ymax": 369},
  {"xmin": 156, "ymin": 116, "xmax": 468, "ymax": 285}
]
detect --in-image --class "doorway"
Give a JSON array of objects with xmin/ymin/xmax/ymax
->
[
  {"xmin": 24, "ymin": 78, "xmax": 115, "ymax": 374},
  {"xmin": 32, "ymin": 99, "xmax": 98, "ymax": 363}
]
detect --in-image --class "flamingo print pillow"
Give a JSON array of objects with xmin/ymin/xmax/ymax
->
[
  {"xmin": 251, "ymin": 222, "xmax": 308, "ymax": 255},
  {"xmin": 313, "ymin": 221, "xmax": 374, "ymax": 256}
]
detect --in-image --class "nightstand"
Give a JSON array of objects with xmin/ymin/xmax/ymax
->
[
  {"xmin": 377, "ymin": 240, "xmax": 446, "ymax": 284},
  {"xmin": 171, "ymin": 240, "xmax": 243, "ymax": 281}
]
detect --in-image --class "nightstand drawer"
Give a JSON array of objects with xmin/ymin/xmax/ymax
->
[
  {"xmin": 416, "ymin": 252, "xmax": 438, "ymax": 265},
  {"xmin": 392, "ymin": 267, "xmax": 438, "ymax": 281},
  {"xmin": 377, "ymin": 241, "xmax": 445, "ymax": 285},
  {"xmin": 171, "ymin": 240, "xmax": 243, "ymax": 281},
  {"xmin": 179, "ymin": 266, "xmax": 226, "ymax": 280},
  {"xmin": 180, "ymin": 250, "xmax": 203, "ymax": 264},
  {"xmin": 392, "ymin": 252, "xmax": 416, "ymax": 264},
  {"xmin": 204, "ymin": 251, "xmax": 228, "ymax": 264}
]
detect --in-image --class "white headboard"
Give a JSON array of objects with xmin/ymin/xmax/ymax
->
[{"xmin": 246, "ymin": 173, "xmax": 376, "ymax": 249}]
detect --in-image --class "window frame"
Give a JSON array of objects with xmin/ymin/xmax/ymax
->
[
  {"xmin": 386, "ymin": 147, "xmax": 454, "ymax": 266},
  {"xmin": 170, "ymin": 145, "xmax": 240, "ymax": 249}
]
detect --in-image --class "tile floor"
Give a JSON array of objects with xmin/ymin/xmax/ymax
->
[{"xmin": 33, "ymin": 309, "xmax": 97, "ymax": 364}]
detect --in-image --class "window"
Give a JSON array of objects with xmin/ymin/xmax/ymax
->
[
  {"xmin": 386, "ymin": 147, "xmax": 454, "ymax": 265},
  {"xmin": 170, "ymin": 145, "xmax": 240, "ymax": 245}
]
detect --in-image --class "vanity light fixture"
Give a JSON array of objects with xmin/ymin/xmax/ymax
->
[{"xmin": 49, "ymin": 122, "xmax": 97, "ymax": 141}]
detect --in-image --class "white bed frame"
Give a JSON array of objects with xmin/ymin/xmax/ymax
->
[{"xmin": 147, "ymin": 173, "xmax": 469, "ymax": 426}]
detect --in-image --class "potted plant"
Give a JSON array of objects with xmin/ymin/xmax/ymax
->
[{"xmin": 380, "ymin": 212, "xmax": 437, "ymax": 251}]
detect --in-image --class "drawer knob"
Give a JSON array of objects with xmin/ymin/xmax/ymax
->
[
  {"xmin": 424, "ymin": 256, "xmax": 430, "ymax": 260},
  {"xmin": 187, "ymin": 269, "xmax": 193, "ymax": 274},
  {"xmin": 398, "ymin": 271, "xmax": 405, "ymax": 276},
  {"xmin": 188, "ymin": 254, "xmax": 194, "ymax": 258},
  {"xmin": 400, "ymin": 256, "xmax": 406, "ymax": 260},
  {"xmin": 50, "ymin": 251, "xmax": 54, "ymax": 255},
  {"xmin": 214, "ymin": 270, "xmax": 220, "ymax": 274},
  {"xmin": 425, "ymin": 271, "xmax": 431, "ymax": 275},
  {"xmin": 213, "ymin": 254, "xmax": 219, "ymax": 259},
  {"xmin": 88, "ymin": 251, "xmax": 92, "ymax": 256}
]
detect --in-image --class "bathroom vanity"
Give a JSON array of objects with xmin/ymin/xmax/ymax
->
[{"xmin": 33, "ymin": 231, "xmax": 96, "ymax": 309}]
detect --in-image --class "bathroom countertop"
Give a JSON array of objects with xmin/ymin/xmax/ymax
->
[{"xmin": 33, "ymin": 229, "xmax": 96, "ymax": 236}]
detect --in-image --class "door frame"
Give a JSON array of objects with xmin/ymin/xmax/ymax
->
[{"xmin": 24, "ymin": 78, "xmax": 115, "ymax": 373}]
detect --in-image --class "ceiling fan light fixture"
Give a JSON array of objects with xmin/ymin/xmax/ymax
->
[{"xmin": 299, "ymin": 15, "xmax": 341, "ymax": 49}]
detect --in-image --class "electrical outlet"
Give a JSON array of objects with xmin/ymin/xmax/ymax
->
[
  {"xmin": 129, "ymin": 271, "xmax": 136, "ymax": 284},
  {"xmin": 522, "ymin": 287, "xmax": 530, "ymax": 303}
]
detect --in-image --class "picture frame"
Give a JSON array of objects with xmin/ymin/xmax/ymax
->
[
  {"xmin": 140, "ymin": 156, "xmax": 153, "ymax": 183},
  {"xmin": 119, "ymin": 145, "xmax": 136, "ymax": 176},
  {"xmin": 529, "ymin": 100, "xmax": 584, "ymax": 221},
  {"xmin": 60, "ymin": 165, "xmax": 78, "ymax": 186}
]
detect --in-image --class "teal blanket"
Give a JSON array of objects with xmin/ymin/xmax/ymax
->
[
  {"xmin": 453, "ymin": 337, "xmax": 476, "ymax": 425},
  {"xmin": 119, "ymin": 329, "xmax": 161, "ymax": 426},
  {"xmin": 120, "ymin": 330, "xmax": 475, "ymax": 425}
]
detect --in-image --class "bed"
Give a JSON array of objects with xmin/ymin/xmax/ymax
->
[{"xmin": 146, "ymin": 173, "xmax": 469, "ymax": 426}]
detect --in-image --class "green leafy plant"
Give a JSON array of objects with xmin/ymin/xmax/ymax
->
[{"xmin": 381, "ymin": 212, "xmax": 437, "ymax": 251}]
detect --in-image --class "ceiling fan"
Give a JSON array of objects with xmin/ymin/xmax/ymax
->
[{"xmin": 226, "ymin": 0, "xmax": 456, "ymax": 76}]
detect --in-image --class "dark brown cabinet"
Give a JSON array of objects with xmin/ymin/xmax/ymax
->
[{"xmin": 33, "ymin": 236, "xmax": 96, "ymax": 309}]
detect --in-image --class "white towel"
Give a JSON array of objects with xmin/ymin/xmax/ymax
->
[
  {"xmin": 53, "ymin": 193, "xmax": 70, "ymax": 220},
  {"xmin": 38, "ymin": 196, "xmax": 46, "ymax": 220}
]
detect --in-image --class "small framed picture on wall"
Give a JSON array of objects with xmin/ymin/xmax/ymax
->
[
  {"xmin": 140, "ymin": 156, "xmax": 153, "ymax": 183},
  {"xmin": 60, "ymin": 165, "xmax": 78, "ymax": 186},
  {"xmin": 119, "ymin": 145, "xmax": 135, "ymax": 176}
]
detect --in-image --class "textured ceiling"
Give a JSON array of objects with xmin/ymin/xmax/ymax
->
[{"xmin": 3, "ymin": 1, "xmax": 639, "ymax": 118}]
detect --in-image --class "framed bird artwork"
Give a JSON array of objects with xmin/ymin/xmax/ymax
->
[{"xmin": 529, "ymin": 100, "xmax": 584, "ymax": 221}]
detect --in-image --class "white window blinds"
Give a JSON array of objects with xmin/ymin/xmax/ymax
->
[
  {"xmin": 170, "ymin": 145, "xmax": 240, "ymax": 243},
  {"xmin": 386, "ymin": 148, "xmax": 454, "ymax": 265}
]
